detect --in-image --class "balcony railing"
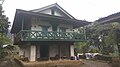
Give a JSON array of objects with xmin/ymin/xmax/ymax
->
[{"xmin": 15, "ymin": 30, "xmax": 86, "ymax": 43}]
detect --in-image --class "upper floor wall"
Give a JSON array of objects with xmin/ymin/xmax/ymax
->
[
  {"xmin": 11, "ymin": 3, "xmax": 91, "ymax": 34},
  {"xmin": 31, "ymin": 16, "xmax": 73, "ymax": 32}
]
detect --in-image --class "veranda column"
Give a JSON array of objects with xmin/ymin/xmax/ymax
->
[
  {"xmin": 30, "ymin": 45, "xmax": 36, "ymax": 61},
  {"xmin": 59, "ymin": 45, "xmax": 61, "ymax": 60},
  {"xmin": 36, "ymin": 45, "xmax": 40, "ymax": 59},
  {"xmin": 48, "ymin": 45, "xmax": 51, "ymax": 61},
  {"xmin": 70, "ymin": 45, "xmax": 74, "ymax": 57}
]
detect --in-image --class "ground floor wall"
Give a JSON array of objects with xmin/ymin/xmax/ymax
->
[
  {"xmin": 49, "ymin": 44, "xmax": 59, "ymax": 57},
  {"xmin": 19, "ymin": 43, "xmax": 30, "ymax": 60},
  {"xmin": 19, "ymin": 42, "xmax": 75, "ymax": 61}
]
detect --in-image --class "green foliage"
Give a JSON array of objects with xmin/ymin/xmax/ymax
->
[
  {"xmin": 0, "ymin": 5, "xmax": 11, "ymax": 59},
  {"xmin": 0, "ymin": 33, "xmax": 11, "ymax": 44},
  {"xmin": 88, "ymin": 22, "xmax": 120, "ymax": 55},
  {"xmin": 75, "ymin": 22, "xmax": 120, "ymax": 56},
  {"xmin": 0, "ymin": 6, "xmax": 9, "ymax": 34},
  {"xmin": 89, "ymin": 48, "xmax": 99, "ymax": 53},
  {"xmin": 0, "ymin": 5, "xmax": 10, "ymax": 43},
  {"xmin": 75, "ymin": 42, "xmax": 90, "ymax": 53}
]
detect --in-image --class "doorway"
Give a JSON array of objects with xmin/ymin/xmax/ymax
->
[{"xmin": 40, "ymin": 45, "xmax": 49, "ymax": 60}]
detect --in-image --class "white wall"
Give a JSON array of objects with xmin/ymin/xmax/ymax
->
[
  {"xmin": 49, "ymin": 44, "xmax": 70, "ymax": 58},
  {"xmin": 54, "ymin": 10, "xmax": 69, "ymax": 18},
  {"xmin": 54, "ymin": 10, "xmax": 63, "ymax": 16},
  {"xmin": 19, "ymin": 44, "xmax": 37, "ymax": 61},
  {"xmin": 60, "ymin": 45, "xmax": 69, "ymax": 57},
  {"xmin": 32, "ymin": 9, "xmax": 51, "ymax": 15},
  {"xmin": 58, "ymin": 24, "xmax": 73, "ymax": 32},
  {"xmin": 49, "ymin": 44, "xmax": 59, "ymax": 57},
  {"xmin": 19, "ymin": 43, "xmax": 30, "ymax": 59},
  {"xmin": 31, "ymin": 18, "xmax": 73, "ymax": 32},
  {"xmin": 39, "ymin": 9, "xmax": 51, "ymax": 15},
  {"xmin": 30, "ymin": 45, "xmax": 36, "ymax": 61},
  {"xmin": 31, "ymin": 18, "xmax": 52, "ymax": 31},
  {"xmin": 32, "ymin": 8, "xmax": 68, "ymax": 18},
  {"xmin": 31, "ymin": 7, "xmax": 74, "ymax": 32}
]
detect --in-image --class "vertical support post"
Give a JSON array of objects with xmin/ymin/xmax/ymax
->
[
  {"xmin": 69, "ymin": 45, "xmax": 71, "ymax": 58},
  {"xmin": 30, "ymin": 45, "xmax": 36, "ymax": 61},
  {"xmin": 21, "ymin": 17, "xmax": 24, "ymax": 30},
  {"xmin": 36, "ymin": 45, "xmax": 40, "ymax": 59},
  {"xmin": 21, "ymin": 17, "xmax": 24, "ymax": 40},
  {"xmin": 70, "ymin": 45, "xmax": 74, "ymax": 57},
  {"xmin": 59, "ymin": 45, "xmax": 61, "ymax": 60},
  {"xmin": 48, "ymin": 45, "xmax": 51, "ymax": 61}
]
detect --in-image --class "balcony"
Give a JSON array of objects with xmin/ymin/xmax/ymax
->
[{"xmin": 15, "ymin": 30, "xmax": 86, "ymax": 43}]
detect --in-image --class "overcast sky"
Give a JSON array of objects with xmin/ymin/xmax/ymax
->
[{"xmin": 2, "ymin": 0, "xmax": 120, "ymax": 23}]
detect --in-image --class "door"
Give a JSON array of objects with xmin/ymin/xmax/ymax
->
[
  {"xmin": 40, "ymin": 45, "xmax": 49, "ymax": 60},
  {"xmin": 52, "ymin": 26, "xmax": 57, "ymax": 31}
]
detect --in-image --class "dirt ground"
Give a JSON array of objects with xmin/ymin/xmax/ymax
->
[
  {"xmin": 23, "ymin": 60, "xmax": 83, "ymax": 67},
  {"xmin": 0, "ymin": 59, "xmax": 24, "ymax": 67},
  {"xmin": 80, "ymin": 60, "xmax": 111, "ymax": 67},
  {"xmin": 23, "ymin": 60, "xmax": 112, "ymax": 67},
  {"xmin": 0, "ymin": 59, "xmax": 112, "ymax": 67}
]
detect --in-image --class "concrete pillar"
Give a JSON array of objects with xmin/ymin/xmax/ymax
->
[
  {"xmin": 30, "ymin": 45, "xmax": 36, "ymax": 61},
  {"xmin": 70, "ymin": 45, "xmax": 74, "ymax": 56},
  {"xmin": 36, "ymin": 45, "xmax": 40, "ymax": 58},
  {"xmin": 59, "ymin": 45, "xmax": 61, "ymax": 60},
  {"xmin": 48, "ymin": 45, "xmax": 51, "ymax": 61}
]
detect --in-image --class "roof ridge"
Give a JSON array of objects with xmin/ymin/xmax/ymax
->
[
  {"xmin": 30, "ymin": 3, "xmax": 75, "ymax": 19},
  {"xmin": 96, "ymin": 11, "xmax": 120, "ymax": 22},
  {"xmin": 30, "ymin": 3, "xmax": 57, "ymax": 12}
]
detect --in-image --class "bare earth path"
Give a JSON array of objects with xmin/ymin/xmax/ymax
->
[{"xmin": 80, "ymin": 60, "xmax": 111, "ymax": 67}]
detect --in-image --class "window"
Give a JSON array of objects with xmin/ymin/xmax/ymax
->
[
  {"xmin": 51, "ymin": 9, "xmax": 54, "ymax": 15},
  {"xmin": 42, "ymin": 26, "xmax": 48, "ymax": 32},
  {"xmin": 52, "ymin": 26, "xmax": 57, "ymax": 31},
  {"xmin": 59, "ymin": 27, "xmax": 66, "ymax": 32}
]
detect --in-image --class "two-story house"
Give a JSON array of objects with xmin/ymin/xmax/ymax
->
[{"xmin": 11, "ymin": 3, "xmax": 90, "ymax": 61}]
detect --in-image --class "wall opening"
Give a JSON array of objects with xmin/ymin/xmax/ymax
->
[{"xmin": 40, "ymin": 45, "xmax": 49, "ymax": 60}]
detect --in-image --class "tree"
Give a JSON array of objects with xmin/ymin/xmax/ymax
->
[
  {"xmin": 88, "ymin": 22, "xmax": 120, "ymax": 56},
  {"xmin": 74, "ymin": 42, "xmax": 89, "ymax": 53},
  {"xmin": 75, "ymin": 22, "xmax": 120, "ymax": 57},
  {"xmin": 0, "ymin": 5, "xmax": 11, "ymax": 59},
  {"xmin": 0, "ymin": 5, "xmax": 10, "ymax": 34}
]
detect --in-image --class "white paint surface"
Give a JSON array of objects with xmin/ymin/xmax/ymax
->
[
  {"xmin": 19, "ymin": 44, "xmax": 30, "ymax": 59},
  {"xmin": 30, "ymin": 45, "xmax": 36, "ymax": 61},
  {"xmin": 31, "ymin": 17, "xmax": 51, "ymax": 31},
  {"xmin": 58, "ymin": 24, "xmax": 73, "ymax": 32},
  {"xmin": 38, "ymin": 9, "xmax": 51, "ymax": 15},
  {"xmin": 70, "ymin": 45, "xmax": 74, "ymax": 56}
]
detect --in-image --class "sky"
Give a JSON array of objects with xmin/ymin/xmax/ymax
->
[{"xmin": 2, "ymin": 0, "xmax": 120, "ymax": 24}]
